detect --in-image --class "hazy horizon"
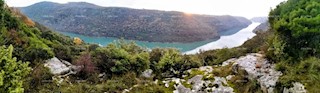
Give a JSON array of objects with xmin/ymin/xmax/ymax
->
[{"xmin": 5, "ymin": 0, "xmax": 286, "ymax": 19}]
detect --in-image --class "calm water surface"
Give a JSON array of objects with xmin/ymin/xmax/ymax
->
[{"xmin": 58, "ymin": 22, "xmax": 260, "ymax": 53}]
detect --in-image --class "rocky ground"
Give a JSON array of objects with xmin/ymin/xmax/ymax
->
[
  {"xmin": 155, "ymin": 53, "xmax": 306, "ymax": 93},
  {"xmin": 44, "ymin": 54, "xmax": 307, "ymax": 93}
]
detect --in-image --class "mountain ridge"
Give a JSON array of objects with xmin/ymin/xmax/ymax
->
[{"xmin": 20, "ymin": 1, "xmax": 252, "ymax": 43}]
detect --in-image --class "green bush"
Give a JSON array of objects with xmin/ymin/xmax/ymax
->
[
  {"xmin": 150, "ymin": 48, "xmax": 202, "ymax": 78},
  {"xmin": 198, "ymin": 48, "xmax": 247, "ymax": 65},
  {"xmin": 92, "ymin": 41, "xmax": 150, "ymax": 75},
  {"xmin": 0, "ymin": 45, "xmax": 31, "ymax": 93},
  {"xmin": 24, "ymin": 63, "xmax": 53, "ymax": 93}
]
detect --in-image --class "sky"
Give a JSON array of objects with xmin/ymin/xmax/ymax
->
[{"xmin": 5, "ymin": 0, "xmax": 286, "ymax": 18}]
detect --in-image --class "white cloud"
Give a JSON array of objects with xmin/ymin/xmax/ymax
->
[{"xmin": 5, "ymin": 0, "xmax": 286, "ymax": 18}]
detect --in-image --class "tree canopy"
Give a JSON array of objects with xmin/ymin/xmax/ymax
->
[{"xmin": 269, "ymin": 0, "xmax": 320, "ymax": 60}]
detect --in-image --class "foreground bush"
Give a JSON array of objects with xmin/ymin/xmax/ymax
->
[
  {"xmin": 92, "ymin": 41, "xmax": 150, "ymax": 76},
  {"xmin": 0, "ymin": 45, "xmax": 31, "ymax": 93}
]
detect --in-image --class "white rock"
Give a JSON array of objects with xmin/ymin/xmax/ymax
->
[
  {"xmin": 226, "ymin": 75, "xmax": 234, "ymax": 81},
  {"xmin": 283, "ymin": 82, "xmax": 307, "ymax": 93},
  {"xmin": 44, "ymin": 57, "xmax": 70, "ymax": 75},
  {"xmin": 198, "ymin": 66, "xmax": 213, "ymax": 75},
  {"xmin": 224, "ymin": 53, "xmax": 282, "ymax": 93},
  {"xmin": 222, "ymin": 58, "xmax": 237, "ymax": 66},
  {"xmin": 188, "ymin": 75, "xmax": 204, "ymax": 91},
  {"xmin": 141, "ymin": 69, "xmax": 153, "ymax": 78}
]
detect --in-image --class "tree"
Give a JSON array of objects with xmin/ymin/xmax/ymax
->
[
  {"xmin": 0, "ymin": 45, "xmax": 31, "ymax": 93},
  {"xmin": 269, "ymin": 0, "xmax": 320, "ymax": 61}
]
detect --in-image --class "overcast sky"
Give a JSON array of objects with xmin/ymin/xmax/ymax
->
[{"xmin": 5, "ymin": 0, "xmax": 286, "ymax": 18}]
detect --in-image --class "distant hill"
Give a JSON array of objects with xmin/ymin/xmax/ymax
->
[
  {"xmin": 253, "ymin": 21, "xmax": 269, "ymax": 33},
  {"xmin": 250, "ymin": 17, "xmax": 268, "ymax": 23},
  {"xmin": 20, "ymin": 2, "xmax": 251, "ymax": 43},
  {"xmin": 250, "ymin": 17, "xmax": 269, "ymax": 33}
]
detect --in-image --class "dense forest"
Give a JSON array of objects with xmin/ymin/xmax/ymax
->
[
  {"xmin": 0, "ymin": 0, "xmax": 320, "ymax": 92},
  {"xmin": 19, "ymin": 2, "xmax": 251, "ymax": 43}
]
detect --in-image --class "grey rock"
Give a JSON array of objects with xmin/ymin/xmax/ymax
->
[
  {"xmin": 141, "ymin": 69, "xmax": 153, "ymax": 78},
  {"xmin": 61, "ymin": 60, "xmax": 72, "ymax": 66},
  {"xmin": 174, "ymin": 84, "xmax": 193, "ymax": 93},
  {"xmin": 44, "ymin": 57, "xmax": 70, "ymax": 75},
  {"xmin": 283, "ymin": 82, "xmax": 307, "ymax": 93},
  {"xmin": 44, "ymin": 57, "xmax": 80, "ymax": 76},
  {"xmin": 223, "ymin": 53, "xmax": 282, "ymax": 93},
  {"xmin": 198, "ymin": 66, "xmax": 213, "ymax": 75},
  {"xmin": 188, "ymin": 75, "xmax": 204, "ymax": 91}
]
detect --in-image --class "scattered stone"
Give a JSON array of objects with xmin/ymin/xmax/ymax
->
[
  {"xmin": 141, "ymin": 69, "xmax": 153, "ymax": 78},
  {"xmin": 226, "ymin": 75, "xmax": 234, "ymax": 81},
  {"xmin": 283, "ymin": 82, "xmax": 307, "ymax": 93},
  {"xmin": 98, "ymin": 73, "xmax": 106, "ymax": 78},
  {"xmin": 223, "ymin": 53, "xmax": 282, "ymax": 93}
]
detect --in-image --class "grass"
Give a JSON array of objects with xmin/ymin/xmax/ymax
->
[
  {"xmin": 275, "ymin": 57, "xmax": 320, "ymax": 93},
  {"xmin": 184, "ymin": 69, "xmax": 205, "ymax": 80},
  {"xmin": 212, "ymin": 63, "xmax": 234, "ymax": 77}
]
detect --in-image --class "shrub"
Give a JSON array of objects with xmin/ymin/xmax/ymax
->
[
  {"xmin": 275, "ymin": 57, "xmax": 320, "ymax": 92},
  {"xmin": 0, "ymin": 45, "xmax": 31, "ymax": 93},
  {"xmin": 74, "ymin": 52, "xmax": 97, "ymax": 79},
  {"xmin": 198, "ymin": 48, "xmax": 247, "ymax": 65},
  {"xmin": 24, "ymin": 63, "xmax": 53, "ymax": 93},
  {"xmin": 92, "ymin": 41, "xmax": 150, "ymax": 76}
]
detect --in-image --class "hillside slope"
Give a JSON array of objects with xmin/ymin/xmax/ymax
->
[
  {"xmin": 20, "ymin": 2, "xmax": 251, "ymax": 43},
  {"xmin": 0, "ymin": 4, "xmax": 87, "ymax": 63}
]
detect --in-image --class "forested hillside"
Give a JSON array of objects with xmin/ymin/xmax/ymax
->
[{"xmin": 20, "ymin": 2, "xmax": 251, "ymax": 43}]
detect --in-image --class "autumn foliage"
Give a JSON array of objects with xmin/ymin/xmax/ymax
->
[{"xmin": 73, "ymin": 37, "xmax": 83, "ymax": 45}]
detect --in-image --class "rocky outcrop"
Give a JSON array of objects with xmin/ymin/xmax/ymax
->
[
  {"xmin": 44, "ymin": 57, "xmax": 82, "ymax": 76},
  {"xmin": 161, "ymin": 53, "xmax": 283, "ymax": 93},
  {"xmin": 223, "ymin": 53, "xmax": 282, "ymax": 93},
  {"xmin": 162, "ymin": 65, "xmax": 234, "ymax": 93},
  {"xmin": 127, "ymin": 53, "xmax": 306, "ymax": 93}
]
